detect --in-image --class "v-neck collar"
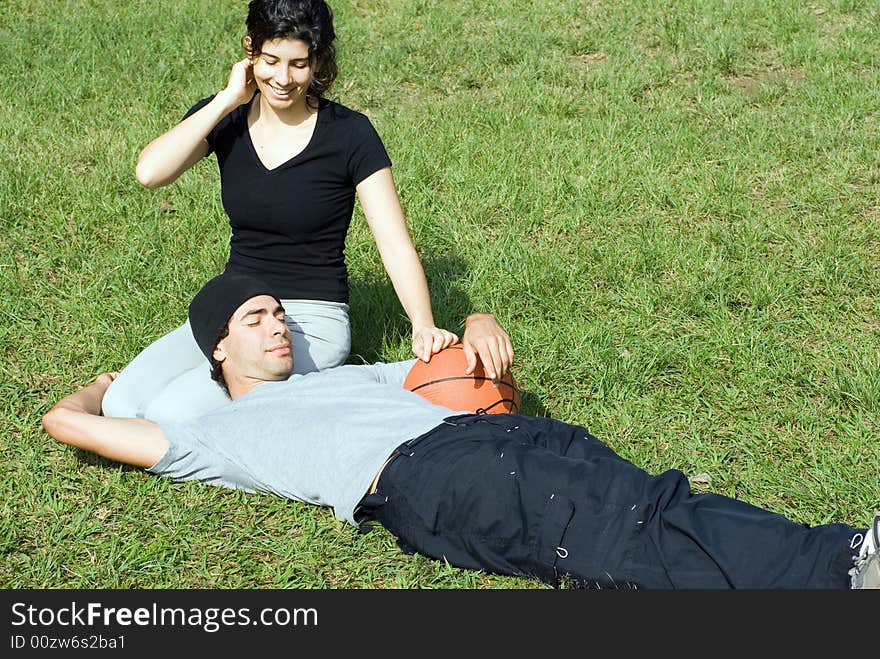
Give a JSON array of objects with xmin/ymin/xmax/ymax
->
[{"xmin": 243, "ymin": 94, "xmax": 323, "ymax": 173}]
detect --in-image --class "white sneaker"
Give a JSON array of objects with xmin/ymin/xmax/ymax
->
[{"xmin": 849, "ymin": 512, "xmax": 880, "ymax": 589}]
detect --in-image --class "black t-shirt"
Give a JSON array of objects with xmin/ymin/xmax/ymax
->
[{"xmin": 184, "ymin": 95, "xmax": 392, "ymax": 302}]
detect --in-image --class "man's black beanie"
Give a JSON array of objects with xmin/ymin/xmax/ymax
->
[{"xmin": 188, "ymin": 272, "xmax": 283, "ymax": 361}]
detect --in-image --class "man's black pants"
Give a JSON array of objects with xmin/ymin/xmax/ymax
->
[{"xmin": 358, "ymin": 414, "xmax": 859, "ymax": 588}]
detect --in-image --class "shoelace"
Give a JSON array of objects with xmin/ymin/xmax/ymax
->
[
  {"xmin": 848, "ymin": 515, "xmax": 880, "ymax": 585},
  {"xmin": 850, "ymin": 515, "xmax": 880, "ymax": 560},
  {"xmin": 850, "ymin": 551, "xmax": 871, "ymax": 574}
]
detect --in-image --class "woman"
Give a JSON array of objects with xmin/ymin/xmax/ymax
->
[{"xmin": 103, "ymin": 0, "xmax": 511, "ymax": 423}]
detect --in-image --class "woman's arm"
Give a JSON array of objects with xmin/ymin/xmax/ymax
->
[
  {"xmin": 42, "ymin": 373, "xmax": 168, "ymax": 468},
  {"xmin": 356, "ymin": 167, "xmax": 459, "ymax": 361},
  {"xmin": 134, "ymin": 59, "xmax": 257, "ymax": 189}
]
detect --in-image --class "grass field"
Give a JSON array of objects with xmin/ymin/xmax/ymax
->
[{"xmin": 1, "ymin": 0, "xmax": 879, "ymax": 588}]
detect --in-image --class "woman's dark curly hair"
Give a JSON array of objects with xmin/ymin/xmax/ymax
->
[{"xmin": 244, "ymin": 0, "xmax": 338, "ymax": 108}]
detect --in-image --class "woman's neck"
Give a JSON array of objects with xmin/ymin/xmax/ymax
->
[{"xmin": 254, "ymin": 93, "xmax": 317, "ymax": 128}]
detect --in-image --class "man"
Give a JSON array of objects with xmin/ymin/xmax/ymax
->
[{"xmin": 42, "ymin": 273, "xmax": 880, "ymax": 589}]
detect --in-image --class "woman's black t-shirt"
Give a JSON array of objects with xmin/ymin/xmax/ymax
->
[{"xmin": 184, "ymin": 95, "xmax": 392, "ymax": 302}]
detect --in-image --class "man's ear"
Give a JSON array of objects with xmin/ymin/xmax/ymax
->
[
  {"xmin": 213, "ymin": 340, "xmax": 227, "ymax": 364},
  {"xmin": 242, "ymin": 35, "xmax": 254, "ymax": 57}
]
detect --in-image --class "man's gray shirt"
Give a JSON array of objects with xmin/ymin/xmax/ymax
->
[{"xmin": 149, "ymin": 360, "xmax": 463, "ymax": 525}]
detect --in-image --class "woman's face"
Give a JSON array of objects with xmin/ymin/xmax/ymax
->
[{"xmin": 250, "ymin": 37, "xmax": 312, "ymax": 110}]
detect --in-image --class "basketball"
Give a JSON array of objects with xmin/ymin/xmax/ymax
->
[{"xmin": 404, "ymin": 344, "xmax": 520, "ymax": 414}]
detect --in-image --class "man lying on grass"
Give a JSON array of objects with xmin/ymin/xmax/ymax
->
[{"xmin": 42, "ymin": 273, "xmax": 880, "ymax": 589}]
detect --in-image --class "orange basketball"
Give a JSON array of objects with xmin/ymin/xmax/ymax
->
[{"xmin": 404, "ymin": 344, "xmax": 520, "ymax": 414}]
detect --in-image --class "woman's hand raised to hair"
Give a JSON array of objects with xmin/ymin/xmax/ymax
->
[{"xmin": 217, "ymin": 58, "xmax": 258, "ymax": 109}]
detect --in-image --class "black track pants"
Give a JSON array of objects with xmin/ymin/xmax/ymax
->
[{"xmin": 359, "ymin": 414, "xmax": 859, "ymax": 589}]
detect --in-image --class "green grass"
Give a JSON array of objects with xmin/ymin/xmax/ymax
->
[{"xmin": 2, "ymin": 0, "xmax": 879, "ymax": 588}]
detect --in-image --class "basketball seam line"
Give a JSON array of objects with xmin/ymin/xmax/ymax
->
[
  {"xmin": 476, "ymin": 398, "xmax": 519, "ymax": 414},
  {"xmin": 408, "ymin": 376, "xmax": 517, "ymax": 394}
]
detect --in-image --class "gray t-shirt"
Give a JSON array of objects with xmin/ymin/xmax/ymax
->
[{"xmin": 149, "ymin": 360, "xmax": 462, "ymax": 525}]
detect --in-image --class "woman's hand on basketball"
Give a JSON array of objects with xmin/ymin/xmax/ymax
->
[
  {"xmin": 412, "ymin": 326, "xmax": 459, "ymax": 363},
  {"xmin": 462, "ymin": 313, "xmax": 514, "ymax": 381},
  {"xmin": 218, "ymin": 58, "xmax": 257, "ymax": 109}
]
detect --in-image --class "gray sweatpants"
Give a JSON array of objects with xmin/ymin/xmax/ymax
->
[{"xmin": 102, "ymin": 298, "xmax": 350, "ymax": 424}]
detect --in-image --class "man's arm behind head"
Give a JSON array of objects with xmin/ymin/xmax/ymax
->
[{"xmin": 42, "ymin": 373, "xmax": 169, "ymax": 468}]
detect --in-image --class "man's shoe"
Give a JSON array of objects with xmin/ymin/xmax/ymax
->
[{"xmin": 849, "ymin": 512, "xmax": 880, "ymax": 589}]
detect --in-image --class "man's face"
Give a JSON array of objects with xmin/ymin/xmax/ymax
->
[{"xmin": 213, "ymin": 295, "xmax": 293, "ymax": 385}]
